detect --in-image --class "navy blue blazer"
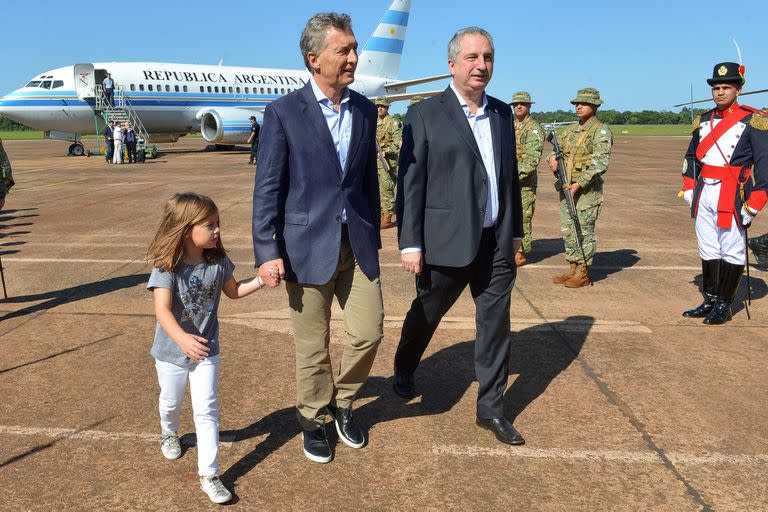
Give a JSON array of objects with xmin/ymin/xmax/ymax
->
[{"xmin": 252, "ymin": 81, "xmax": 381, "ymax": 285}]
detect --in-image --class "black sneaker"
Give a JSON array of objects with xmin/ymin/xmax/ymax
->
[
  {"xmin": 333, "ymin": 407, "xmax": 366, "ymax": 448},
  {"xmin": 302, "ymin": 426, "xmax": 332, "ymax": 463}
]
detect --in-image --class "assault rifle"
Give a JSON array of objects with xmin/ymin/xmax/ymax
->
[
  {"xmin": 375, "ymin": 140, "xmax": 391, "ymax": 174},
  {"xmin": 547, "ymin": 130, "xmax": 589, "ymax": 267}
]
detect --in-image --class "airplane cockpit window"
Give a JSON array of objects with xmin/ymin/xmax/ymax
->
[
  {"xmin": 26, "ymin": 81, "xmax": 42, "ymax": 88},
  {"xmin": 52, "ymin": 81, "xmax": 64, "ymax": 89},
  {"xmin": 40, "ymin": 81, "xmax": 52, "ymax": 89}
]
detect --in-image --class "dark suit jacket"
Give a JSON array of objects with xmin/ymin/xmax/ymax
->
[
  {"xmin": 252, "ymin": 82, "xmax": 381, "ymax": 285},
  {"xmin": 396, "ymin": 86, "xmax": 523, "ymax": 267}
]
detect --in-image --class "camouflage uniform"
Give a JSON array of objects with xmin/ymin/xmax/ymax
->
[
  {"xmin": 552, "ymin": 89, "xmax": 613, "ymax": 282},
  {"xmin": 375, "ymin": 102, "xmax": 402, "ymax": 217},
  {"xmin": 0, "ymin": 137, "xmax": 15, "ymax": 204},
  {"xmin": 514, "ymin": 114, "xmax": 545, "ymax": 255}
]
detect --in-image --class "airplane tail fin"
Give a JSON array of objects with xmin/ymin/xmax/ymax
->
[{"xmin": 357, "ymin": 0, "xmax": 411, "ymax": 80}]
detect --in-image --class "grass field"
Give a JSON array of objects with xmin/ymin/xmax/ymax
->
[{"xmin": 608, "ymin": 124, "xmax": 691, "ymax": 136}]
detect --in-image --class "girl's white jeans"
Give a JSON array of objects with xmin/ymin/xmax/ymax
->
[{"xmin": 155, "ymin": 355, "xmax": 220, "ymax": 477}]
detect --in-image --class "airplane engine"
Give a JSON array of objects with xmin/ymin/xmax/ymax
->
[{"xmin": 198, "ymin": 109, "xmax": 260, "ymax": 144}]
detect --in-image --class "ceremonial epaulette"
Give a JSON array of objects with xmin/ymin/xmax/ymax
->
[
  {"xmin": 749, "ymin": 112, "xmax": 768, "ymax": 131},
  {"xmin": 690, "ymin": 114, "xmax": 702, "ymax": 133}
]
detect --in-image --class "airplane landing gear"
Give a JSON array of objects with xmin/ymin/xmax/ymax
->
[{"xmin": 68, "ymin": 143, "xmax": 86, "ymax": 156}]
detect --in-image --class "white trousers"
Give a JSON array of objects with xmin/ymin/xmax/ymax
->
[
  {"xmin": 113, "ymin": 140, "xmax": 123, "ymax": 164},
  {"xmin": 695, "ymin": 182, "xmax": 746, "ymax": 265},
  {"xmin": 155, "ymin": 356, "xmax": 220, "ymax": 477}
]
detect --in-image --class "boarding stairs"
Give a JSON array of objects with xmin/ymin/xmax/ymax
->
[{"xmin": 94, "ymin": 85, "xmax": 150, "ymax": 151}]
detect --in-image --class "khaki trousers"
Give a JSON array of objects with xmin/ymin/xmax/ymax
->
[{"xmin": 286, "ymin": 239, "xmax": 383, "ymax": 430}]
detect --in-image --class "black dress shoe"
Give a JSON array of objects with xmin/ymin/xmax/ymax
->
[
  {"xmin": 702, "ymin": 300, "xmax": 733, "ymax": 325},
  {"xmin": 682, "ymin": 294, "xmax": 718, "ymax": 318},
  {"xmin": 332, "ymin": 407, "xmax": 366, "ymax": 448},
  {"xmin": 302, "ymin": 426, "xmax": 332, "ymax": 463},
  {"xmin": 393, "ymin": 373, "xmax": 416, "ymax": 399},
  {"xmin": 476, "ymin": 417, "xmax": 525, "ymax": 445}
]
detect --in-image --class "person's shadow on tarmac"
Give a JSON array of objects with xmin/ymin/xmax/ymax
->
[
  {"xmin": 220, "ymin": 315, "xmax": 594, "ymax": 494},
  {"xmin": 0, "ymin": 273, "xmax": 149, "ymax": 320}
]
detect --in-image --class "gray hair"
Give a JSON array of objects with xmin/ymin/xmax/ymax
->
[
  {"xmin": 300, "ymin": 12, "xmax": 353, "ymax": 74},
  {"xmin": 447, "ymin": 27, "xmax": 494, "ymax": 61}
]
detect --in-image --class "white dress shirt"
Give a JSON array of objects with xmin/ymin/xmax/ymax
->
[{"xmin": 310, "ymin": 77, "xmax": 352, "ymax": 222}]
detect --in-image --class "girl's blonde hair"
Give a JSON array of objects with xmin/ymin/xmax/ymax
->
[{"xmin": 147, "ymin": 192, "xmax": 226, "ymax": 271}]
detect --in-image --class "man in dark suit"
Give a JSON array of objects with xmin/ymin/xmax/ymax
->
[
  {"xmin": 102, "ymin": 121, "xmax": 114, "ymax": 163},
  {"xmin": 394, "ymin": 27, "xmax": 526, "ymax": 445},
  {"xmin": 252, "ymin": 12, "xmax": 382, "ymax": 464}
]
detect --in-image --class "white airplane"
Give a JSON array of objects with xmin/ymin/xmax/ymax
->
[{"xmin": 0, "ymin": 0, "xmax": 447, "ymax": 156}]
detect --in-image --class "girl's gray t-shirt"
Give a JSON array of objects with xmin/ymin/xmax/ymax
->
[{"xmin": 147, "ymin": 256, "xmax": 234, "ymax": 367}]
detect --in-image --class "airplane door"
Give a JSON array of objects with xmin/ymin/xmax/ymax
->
[{"xmin": 74, "ymin": 63, "xmax": 96, "ymax": 99}]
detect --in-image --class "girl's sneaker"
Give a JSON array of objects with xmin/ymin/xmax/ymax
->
[
  {"xmin": 200, "ymin": 475, "xmax": 233, "ymax": 504},
  {"xmin": 160, "ymin": 431, "xmax": 182, "ymax": 460}
]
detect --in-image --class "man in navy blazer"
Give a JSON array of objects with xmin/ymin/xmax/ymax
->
[
  {"xmin": 252, "ymin": 12, "xmax": 382, "ymax": 464},
  {"xmin": 394, "ymin": 27, "xmax": 526, "ymax": 446}
]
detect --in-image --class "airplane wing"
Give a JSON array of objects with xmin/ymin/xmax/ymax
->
[
  {"xmin": 383, "ymin": 74, "xmax": 451, "ymax": 92},
  {"xmin": 370, "ymin": 90, "xmax": 443, "ymax": 104},
  {"xmin": 673, "ymin": 87, "xmax": 768, "ymax": 107}
]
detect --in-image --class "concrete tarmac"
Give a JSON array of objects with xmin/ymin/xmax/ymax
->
[{"xmin": 0, "ymin": 138, "xmax": 766, "ymax": 511}]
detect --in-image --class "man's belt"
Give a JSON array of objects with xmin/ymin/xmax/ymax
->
[{"xmin": 700, "ymin": 164, "xmax": 749, "ymax": 228}]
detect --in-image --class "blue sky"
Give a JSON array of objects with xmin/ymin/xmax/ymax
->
[{"xmin": 2, "ymin": 0, "xmax": 766, "ymax": 113}]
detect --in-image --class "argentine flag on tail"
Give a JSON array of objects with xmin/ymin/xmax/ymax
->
[{"xmin": 358, "ymin": 0, "xmax": 411, "ymax": 80}]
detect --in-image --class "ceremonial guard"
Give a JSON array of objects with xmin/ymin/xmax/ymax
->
[
  {"xmin": 680, "ymin": 62, "xmax": 768, "ymax": 324},
  {"xmin": 375, "ymin": 97, "xmax": 402, "ymax": 229},
  {"xmin": 0, "ymin": 137, "xmax": 15, "ymax": 210},
  {"xmin": 511, "ymin": 91, "xmax": 544, "ymax": 266},
  {"xmin": 548, "ymin": 88, "xmax": 613, "ymax": 287}
]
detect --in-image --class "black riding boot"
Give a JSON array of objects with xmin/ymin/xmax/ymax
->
[
  {"xmin": 703, "ymin": 261, "xmax": 744, "ymax": 325},
  {"xmin": 682, "ymin": 259, "xmax": 720, "ymax": 318},
  {"xmin": 749, "ymin": 232, "xmax": 768, "ymax": 269}
]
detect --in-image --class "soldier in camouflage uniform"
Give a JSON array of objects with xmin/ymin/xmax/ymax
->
[
  {"xmin": 375, "ymin": 98, "xmax": 402, "ymax": 229},
  {"xmin": 510, "ymin": 91, "xmax": 545, "ymax": 267},
  {"xmin": 0, "ymin": 137, "xmax": 15, "ymax": 211},
  {"xmin": 547, "ymin": 88, "xmax": 613, "ymax": 288}
]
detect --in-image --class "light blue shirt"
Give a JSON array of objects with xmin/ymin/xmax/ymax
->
[
  {"xmin": 450, "ymin": 82, "xmax": 499, "ymax": 228},
  {"xmin": 310, "ymin": 77, "xmax": 352, "ymax": 222},
  {"xmin": 103, "ymin": 77, "xmax": 114, "ymax": 89}
]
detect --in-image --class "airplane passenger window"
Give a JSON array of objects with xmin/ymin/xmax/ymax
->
[
  {"xmin": 236, "ymin": 87, "xmax": 241, "ymax": 94},
  {"xmin": 200, "ymin": 86, "xmax": 204, "ymax": 93},
  {"xmin": 260, "ymin": 87, "xmax": 265, "ymax": 94},
  {"xmin": 130, "ymin": 84, "xmax": 136, "ymax": 91},
  {"xmin": 183, "ymin": 85, "xmax": 188, "ymax": 92},
  {"xmin": 207, "ymin": 86, "xmax": 212, "ymax": 93},
  {"xmin": 174, "ymin": 85, "xmax": 179, "ymax": 92},
  {"xmin": 148, "ymin": 84, "xmax": 153, "ymax": 91},
  {"xmin": 40, "ymin": 81, "xmax": 52, "ymax": 89},
  {"xmin": 228, "ymin": 87, "xmax": 233, "ymax": 93},
  {"xmin": 245, "ymin": 87, "xmax": 250, "ymax": 94},
  {"xmin": 26, "ymin": 81, "xmax": 42, "ymax": 88},
  {"xmin": 52, "ymin": 80, "xmax": 64, "ymax": 89},
  {"xmin": 139, "ymin": 84, "xmax": 145, "ymax": 91},
  {"xmin": 157, "ymin": 84, "xmax": 162, "ymax": 92},
  {"xmin": 165, "ymin": 85, "xmax": 171, "ymax": 92},
  {"xmin": 267, "ymin": 88, "xmax": 272, "ymax": 94},
  {"xmin": 214, "ymin": 86, "xmax": 219, "ymax": 93}
]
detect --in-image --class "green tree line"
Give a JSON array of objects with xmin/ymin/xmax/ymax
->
[
  {"xmin": 531, "ymin": 107, "xmax": 711, "ymax": 125},
  {"xmin": 0, "ymin": 117, "xmax": 34, "ymax": 131}
]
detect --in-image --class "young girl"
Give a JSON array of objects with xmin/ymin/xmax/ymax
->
[{"xmin": 146, "ymin": 192, "xmax": 263, "ymax": 504}]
